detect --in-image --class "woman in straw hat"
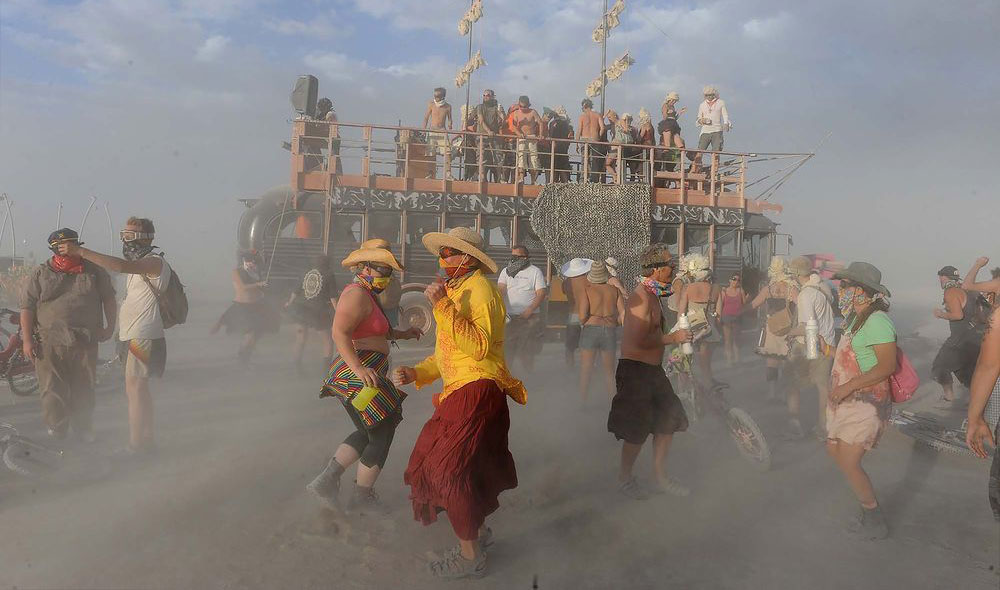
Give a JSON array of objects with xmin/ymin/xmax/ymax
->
[
  {"xmin": 360, "ymin": 238, "xmax": 403, "ymax": 326},
  {"xmin": 827, "ymin": 261, "xmax": 896, "ymax": 539},
  {"xmin": 306, "ymin": 244, "xmax": 421, "ymax": 513},
  {"xmin": 393, "ymin": 227, "xmax": 526, "ymax": 580}
]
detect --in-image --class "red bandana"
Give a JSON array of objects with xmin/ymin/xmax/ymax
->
[{"xmin": 49, "ymin": 255, "xmax": 84, "ymax": 274}]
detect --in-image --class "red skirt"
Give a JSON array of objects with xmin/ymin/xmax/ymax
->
[{"xmin": 403, "ymin": 379, "xmax": 517, "ymax": 541}]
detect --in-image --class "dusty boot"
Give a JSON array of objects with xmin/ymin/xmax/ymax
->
[
  {"xmin": 849, "ymin": 505, "xmax": 889, "ymax": 540},
  {"xmin": 306, "ymin": 458, "xmax": 344, "ymax": 510},
  {"xmin": 347, "ymin": 484, "xmax": 390, "ymax": 515}
]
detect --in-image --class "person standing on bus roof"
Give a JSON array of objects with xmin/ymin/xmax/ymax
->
[
  {"xmin": 423, "ymin": 87, "xmax": 453, "ymax": 180},
  {"xmin": 497, "ymin": 245, "xmax": 547, "ymax": 375}
]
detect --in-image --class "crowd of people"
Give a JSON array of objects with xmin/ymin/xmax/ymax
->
[{"xmin": 16, "ymin": 216, "xmax": 1000, "ymax": 579}]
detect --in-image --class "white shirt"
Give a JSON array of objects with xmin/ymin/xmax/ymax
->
[
  {"xmin": 796, "ymin": 274, "xmax": 836, "ymax": 346},
  {"xmin": 497, "ymin": 265, "xmax": 547, "ymax": 316},
  {"xmin": 119, "ymin": 258, "xmax": 171, "ymax": 340},
  {"xmin": 696, "ymin": 99, "xmax": 730, "ymax": 134}
]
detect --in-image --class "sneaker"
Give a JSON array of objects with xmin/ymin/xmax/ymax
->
[
  {"xmin": 652, "ymin": 478, "xmax": 690, "ymax": 497},
  {"xmin": 444, "ymin": 528, "xmax": 494, "ymax": 559},
  {"xmin": 618, "ymin": 476, "xmax": 648, "ymax": 501},
  {"xmin": 428, "ymin": 551, "xmax": 487, "ymax": 579}
]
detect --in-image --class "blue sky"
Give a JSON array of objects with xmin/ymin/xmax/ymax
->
[{"xmin": 1, "ymin": 0, "xmax": 998, "ymax": 301}]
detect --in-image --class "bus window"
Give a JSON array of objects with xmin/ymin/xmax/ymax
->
[
  {"xmin": 331, "ymin": 213, "xmax": 363, "ymax": 245},
  {"xmin": 716, "ymin": 227, "xmax": 740, "ymax": 257},
  {"xmin": 446, "ymin": 214, "xmax": 477, "ymax": 231},
  {"xmin": 651, "ymin": 224, "xmax": 679, "ymax": 257},
  {"xmin": 405, "ymin": 213, "xmax": 440, "ymax": 245},
  {"xmin": 684, "ymin": 225, "xmax": 710, "ymax": 255},
  {"xmin": 404, "ymin": 213, "xmax": 441, "ymax": 278},
  {"xmin": 482, "ymin": 217, "xmax": 512, "ymax": 248},
  {"xmin": 368, "ymin": 211, "xmax": 401, "ymax": 243}
]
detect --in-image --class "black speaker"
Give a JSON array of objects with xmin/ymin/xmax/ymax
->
[{"xmin": 291, "ymin": 75, "xmax": 318, "ymax": 117}]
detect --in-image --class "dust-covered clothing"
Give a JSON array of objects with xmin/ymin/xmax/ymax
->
[
  {"xmin": 20, "ymin": 260, "xmax": 115, "ymax": 347},
  {"xmin": 608, "ymin": 359, "xmax": 689, "ymax": 444},
  {"xmin": 505, "ymin": 315, "xmax": 545, "ymax": 359},
  {"xmin": 827, "ymin": 323, "xmax": 894, "ymax": 449},
  {"xmin": 931, "ymin": 289, "xmax": 983, "ymax": 387},
  {"xmin": 123, "ymin": 338, "xmax": 167, "ymax": 379},
  {"xmin": 35, "ymin": 341, "xmax": 98, "ymax": 434},
  {"xmin": 118, "ymin": 258, "xmax": 171, "ymax": 341},
  {"xmin": 579, "ymin": 325, "xmax": 616, "ymax": 351},
  {"xmin": 404, "ymin": 379, "xmax": 517, "ymax": 541},
  {"xmin": 498, "ymin": 265, "xmax": 546, "ymax": 316}
]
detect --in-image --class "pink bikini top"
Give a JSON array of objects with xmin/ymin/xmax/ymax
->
[{"xmin": 345, "ymin": 283, "xmax": 390, "ymax": 339}]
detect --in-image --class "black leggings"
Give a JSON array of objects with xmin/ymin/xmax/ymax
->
[{"xmin": 342, "ymin": 408, "xmax": 401, "ymax": 469}]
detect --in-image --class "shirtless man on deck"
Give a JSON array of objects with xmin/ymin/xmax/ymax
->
[
  {"xmin": 423, "ymin": 87, "xmax": 453, "ymax": 179},
  {"xmin": 509, "ymin": 95, "xmax": 545, "ymax": 184},
  {"xmin": 578, "ymin": 98, "xmax": 606, "ymax": 182},
  {"xmin": 578, "ymin": 261, "xmax": 625, "ymax": 403},
  {"xmin": 608, "ymin": 244, "xmax": 693, "ymax": 499}
]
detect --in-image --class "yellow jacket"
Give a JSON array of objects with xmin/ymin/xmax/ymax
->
[{"xmin": 414, "ymin": 270, "xmax": 527, "ymax": 406}]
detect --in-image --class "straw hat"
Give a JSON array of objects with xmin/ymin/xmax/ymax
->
[
  {"xmin": 605, "ymin": 257, "xmax": 620, "ymax": 277},
  {"xmin": 834, "ymin": 262, "xmax": 891, "ymax": 297},
  {"xmin": 341, "ymin": 247, "xmax": 404, "ymax": 271},
  {"xmin": 361, "ymin": 238, "xmax": 391, "ymax": 250},
  {"xmin": 587, "ymin": 261, "xmax": 611, "ymax": 284},
  {"xmin": 421, "ymin": 227, "xmax": 498, "ymax": 273},
  {"xmin": 560, "ymin": 258, "xmax": 593, "ymax": 278}
]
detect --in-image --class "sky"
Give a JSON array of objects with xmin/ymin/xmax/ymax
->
[{"xmin": 1, "ymin": 0, "xmax": 998, "ymax": 303}]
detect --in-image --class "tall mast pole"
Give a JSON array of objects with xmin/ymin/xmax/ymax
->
[
  {"xmin": 599, "ymin": 0, "xmax": 608, "ymax": 114},
  {"xmin": 464, "ymin": 0, "xmax": 474, "ymax": 123}
]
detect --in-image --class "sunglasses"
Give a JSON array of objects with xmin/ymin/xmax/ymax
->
[
  {"xmin": 439, "ymin": 246, "xmax": 465, "ymax": 259},
  {"xmin": 643, "ymin": 260, "xmax": 677, "ymax": 270},
  {"xmin": 120, "ymin": 229, "xmax": 153, "ymax": 242}
]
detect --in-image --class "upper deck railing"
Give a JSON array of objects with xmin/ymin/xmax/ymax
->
[{"xmin": 290, "ymin": 119, "xmax": 811, "ymax": 215}]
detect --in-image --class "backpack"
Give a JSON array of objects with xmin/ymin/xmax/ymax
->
[{"xmin": 141, "ymin": 259, "xmax": 189, "ymax": 329}]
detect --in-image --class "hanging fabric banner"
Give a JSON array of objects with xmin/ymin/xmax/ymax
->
[
  {"xmin": 585, "ymin": 52, "xmax": 635, "ymax": 97},
  {"xmin": 592, "ymin": 0, "xmax": 626, "ymax": 42},
  {"xmin": 458, "ymin": 0, "xmax": 484, "ymax": 36},
  {"xmin": 454, "ymin": 49, "xmax": 487, "ymax": 88}
]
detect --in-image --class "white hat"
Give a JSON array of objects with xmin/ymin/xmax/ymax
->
[
  {"xmin": 560, "ymin": 258, "xmax": 594, "ymax": 278},
  {"xmin": 703, "ymin": 85, "xmax": 718, "ymax": 96}
]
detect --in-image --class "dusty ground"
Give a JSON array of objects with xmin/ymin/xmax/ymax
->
[{"xmin": 1, "ymin": 303, "xmax": 998, "ymax": 590}]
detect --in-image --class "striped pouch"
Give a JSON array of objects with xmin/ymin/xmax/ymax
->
[{"xmin": 320, "ymin": 350, "xmax": 407, "ymax": 429}]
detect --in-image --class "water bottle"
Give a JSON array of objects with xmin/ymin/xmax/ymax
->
[
  {"xmin": 352, "ymin": 385, "xmax": 380, "ymax": 411},
  {"xmin": 805, "ymin": 319, "xmax": 819, "ymax": 360},
  {"xmin": 677, "ymin": 313, "xmax": 694, "ymax": 356}
]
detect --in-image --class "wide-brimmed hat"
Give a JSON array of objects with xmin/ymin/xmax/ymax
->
[
  {"xmin": 421, "ymin": 227, "xmax": 497, "ymax": 273},
  {"xmin": 605, "ymin": 257, "xmax": 620, "ymax": 277},
  {"xmin": 834, "ymin": 261, "xmax": 890, "ymax": 297},
  {"xmin": 341, "ymin": 247, "xmax": 403, "ymax": 271},
  {"xmin": 560, "ymin": 258, "xmax": 593, "ymax": 278},
  {"xmin": 588, "ymin": 261, "xmax": 611, "ymax": 284},
  {"xmin": 361, "ymin": 238, "xmax": 391, "ymax": 250}
]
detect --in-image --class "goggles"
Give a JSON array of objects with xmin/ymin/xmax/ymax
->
[
  {"xmin": 642, "ymin": 259, "xmax": 677, "ymax": 270},
  {"xmin": 120, "ymin": 229, "xmax": 154, "ymax": 242},
  {"xmin": 365, "ymin": 262, "xmax": 393, "ymax": 276}
]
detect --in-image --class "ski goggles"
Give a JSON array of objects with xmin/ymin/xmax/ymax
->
[{"xmin": 120, "ymin": 229, "xmax": 154, "ymax": 242}]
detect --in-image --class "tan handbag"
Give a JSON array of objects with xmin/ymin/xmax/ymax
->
[{"xmin": 766, "ymin": 289, "xmax": 795, "ymax": 336}]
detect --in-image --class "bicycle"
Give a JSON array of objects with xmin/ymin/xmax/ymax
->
[
  {"xmin": 1, "ymin": 422, "xmax": 112, "ymax": 483},
  {"xmin": 664, "ymin": 347, "xmax": 772, "ymax": 471},
  {"xmin": 890, "ymin": 410, "xmax": 985, "ymax": 457},
  {"xmin": 0, "ymin": 307, "xmax": 38, "ymax": 397}
]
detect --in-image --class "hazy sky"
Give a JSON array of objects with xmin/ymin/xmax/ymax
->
[{"xmin": 1, "ymin": 0, "xmax": 997, "ymax": 302}]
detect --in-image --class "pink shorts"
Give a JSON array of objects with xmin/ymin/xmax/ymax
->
[{"xmin": 826, "ymin": 399, "xmax": 885, "ymax": 450}]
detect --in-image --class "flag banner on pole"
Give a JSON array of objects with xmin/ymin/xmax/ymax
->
[
  {"xmin": 586, "ymin": 51, "xmax": 635, "ymax": 96},
  {"xmin": 455, "ymin": 49, "xmax": 487, "ymax": 88},
  {"xmin": 458, "ymin": 0, "xmax": 484, "ymax": 36},
  {"xmin": 592, "ymin": 0, "xmax": 626, "ymax": 42}
]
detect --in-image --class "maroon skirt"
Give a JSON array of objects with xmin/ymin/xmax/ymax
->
[{"xmin": 403, "ymin": 379, "xmax": 517, "ymax": 541}]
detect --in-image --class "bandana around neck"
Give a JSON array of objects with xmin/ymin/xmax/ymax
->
[
  {"xmin": 49, "ymin": 255, "xmax": 84, "ymax": 274},
  {"xmin": 506, "ymin": 257, "xmax": 530, "ymax": 278},
  {"xmin": 434, "ymin": 98, "xmax": 446, "ymax": 107},
  {"xmin": 941, "ymin": 279, "xmax": 962, "ymax": 292},
  {"xmin": 641, "ymin": 276, "xmax": 672, "ymax": 298}
]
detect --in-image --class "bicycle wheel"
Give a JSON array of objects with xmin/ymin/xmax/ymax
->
[
  {"xmin": 726, "ymin": 407, "xmax": 772, "ymax": 471},
  {"xmin": 7, "ymin": 368, "xmax": 39, "ymax": 396},
  {"xmin": 3, "ymin": 437, "xmax": 111, "ymax": 483}
]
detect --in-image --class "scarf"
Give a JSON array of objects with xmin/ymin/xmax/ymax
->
[
  {"xmin": 641, "ymin": 276, "xmax": 673, "ymax": 298},
  {"xmin": 434, "ymin": 98, "xmax": 446, "ymax": 107},
  {"xmin": 354, "ymin": 273, "xmax": 389, "ymax": 295},
  {"xmin": 49, "ymin": 255, "xmax": 84, "ymax": 274},
  {"xmin": 942, "ymin": 279, "xmax": 962, "ymax": 292},
  {"xmin": 506, "ymin": 257, "xmax": 530, "ymax": 278}
]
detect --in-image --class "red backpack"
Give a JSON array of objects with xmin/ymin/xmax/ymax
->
[{"xmin": 889, "ymin": 347, "xmax": 919, "ymax": 403}]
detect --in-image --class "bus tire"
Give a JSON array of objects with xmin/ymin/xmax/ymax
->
[{"xmin": 400, "ymin": 291, "xmax": 435, "ymax": 336}]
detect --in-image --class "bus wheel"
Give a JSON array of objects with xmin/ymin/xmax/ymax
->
[{"xmin": 400, "ymin": 292, "xmax": 436, "ymax": 335}]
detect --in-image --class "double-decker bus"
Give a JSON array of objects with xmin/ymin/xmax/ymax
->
[{"xmin": 237, "ymin": 91, "xmax": 807, "ymax": 334}]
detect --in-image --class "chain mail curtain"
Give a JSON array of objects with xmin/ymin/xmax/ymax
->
[{"xmin": 530, "ymin": 183, "xmax": 651, "ymax": 287}]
